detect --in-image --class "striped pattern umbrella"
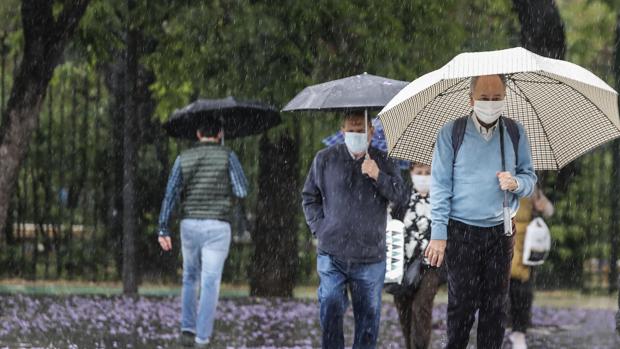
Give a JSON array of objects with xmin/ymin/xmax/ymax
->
[{"xmin": 378, "ymin": 47, "xmax": 620, "ymax": 170}]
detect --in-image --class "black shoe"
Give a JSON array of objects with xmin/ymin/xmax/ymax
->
[{"xmin": 181, "ymin": 331, "xmax": 195, "ymax": 347}]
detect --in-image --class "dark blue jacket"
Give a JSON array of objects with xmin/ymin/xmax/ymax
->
[{"xmin": 302, "ymin": 144, "xmax": 408, "ymax": 263}]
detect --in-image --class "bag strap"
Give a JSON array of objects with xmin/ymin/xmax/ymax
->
[
  {"xmin": 499, "ymin": 117, "xmax": 507, "ymax": 172},
  {"xmin": 499, "ymin": 118, "xmax": 512, "ymax": 212},
  {"xmin": 502, "ymin": 117, "xmax": 521, "ymax": 165}
]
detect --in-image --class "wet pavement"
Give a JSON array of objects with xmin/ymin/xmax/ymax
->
[{"xmin": 0, "ymin": 294, "xmax": 618, "ymax": 348}]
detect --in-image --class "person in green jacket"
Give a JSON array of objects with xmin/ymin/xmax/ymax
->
[{"xmin": 158, "ymin": 124, "xmax": 249, "ymax": 348}]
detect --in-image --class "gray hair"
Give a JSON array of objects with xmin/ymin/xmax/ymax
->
[{"xmin": 469, "ymin": 74, "xmax": 507, "ymax": 96}]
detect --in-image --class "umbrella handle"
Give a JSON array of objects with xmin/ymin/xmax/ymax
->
[
  {"xmin": 364, "ymin": 108, "xmax": 369, "ymax": 157},
  {"xmin": 220, "ymin": 118, "xmax": 225, "ymax": 146},
  {"xmin": 503, "ymin": 192, "xmax": 513, "ymax": 236}
]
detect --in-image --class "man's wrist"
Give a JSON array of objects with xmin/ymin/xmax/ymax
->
[
  {"xmin": 510, "ymin": 177, "xmax": 520, "ymax": 192},
  {"xmin": 373, "ymin": 170, "xmax": 387, "ymax": 184},
  {"xmin": 431, "ymin": 223, "xmax": 448, "ymax": 240}
]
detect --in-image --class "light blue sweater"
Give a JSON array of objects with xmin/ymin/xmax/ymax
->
[{"xmin": 430, "ymin": 116, "xmax": 537, "ymax": 240}]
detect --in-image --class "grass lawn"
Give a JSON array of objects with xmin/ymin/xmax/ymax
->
[{"xmin": 0, "ymin": 279, "xmax": 617, "ymax": 309}]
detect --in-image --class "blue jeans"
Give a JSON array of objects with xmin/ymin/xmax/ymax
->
[
  {"xmin": 180, "ymin": 219, "xmax": 231, "ymax": 344},
  {"xmin": 317, "ymin": 253, "xmax": 386, "ymax": 349}
]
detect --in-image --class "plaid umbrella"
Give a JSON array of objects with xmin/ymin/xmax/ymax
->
[{"xmin": 378, "ymin": 47, "xmax": 620, "ymax": 170}]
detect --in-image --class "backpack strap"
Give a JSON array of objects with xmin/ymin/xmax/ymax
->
[
  {"xmin": 451, "ymin": 114, "xmax": 521, "ymax": 164},
  {"xmin": 451, "ymin": 116, "xmax": 469, "ymax": 163}
]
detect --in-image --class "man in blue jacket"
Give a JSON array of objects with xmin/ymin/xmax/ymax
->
[
  {"xmin": 302, "ymin": 111, "xmax": 408, "ymax": 349},
  {"xmin": 424, "ymin": 75, "xmax": 537, "ymax": 349}
]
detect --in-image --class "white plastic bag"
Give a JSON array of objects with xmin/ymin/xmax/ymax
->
[
  {"xmin": 522, "ymin": 217, "xmax": 551, "ymax": 266},
  {"xmin": 385, "ymin": 219, "xmax": 405, "ymax": 284}
]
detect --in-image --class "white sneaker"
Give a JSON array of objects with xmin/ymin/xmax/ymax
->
[
  {"xmin": 195, "ymin": 336, "xmax": 210, "ymax": 348},
  {"xmin": 509, "ymin": 331, "xmax": 527, "ymax": 349}
]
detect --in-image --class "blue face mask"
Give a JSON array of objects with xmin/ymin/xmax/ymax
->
[{"xmin": 344, "ymin": 132, "xmax": 368, "ymax": 154}]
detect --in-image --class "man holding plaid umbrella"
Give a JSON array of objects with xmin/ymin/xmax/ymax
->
[
  {"xmin": 378, "ymin": 47, "xmax": 620, "ymax": 349},
  {"xmin": 425, "ymin": 75, "xmax": 537, "ymax": 348}
]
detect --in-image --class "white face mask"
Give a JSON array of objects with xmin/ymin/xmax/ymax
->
[
  {"xmin": 411, "ymin": 175, "xmax": 431, "ymax": 194},
  {"xmin": 344, "ymin": 132, "xmax": 368, "ymax": 154},
  {"xmin": 473, "ymin": 100, "xmax": 505, "ymax": 124}
]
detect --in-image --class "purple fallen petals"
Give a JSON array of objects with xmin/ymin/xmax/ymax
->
[{"xmin": 0, "ymin": 294, "xmax": 617, "ymax": 348}]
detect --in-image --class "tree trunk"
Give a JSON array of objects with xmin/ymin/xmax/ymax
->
[
  {"xmin": 512, "ymin": 0, "xmax": 566, "ymax": 59},
  {"xmin": 612, "ymin": 13, "xmax": 620, "ymax": 321},
  {"xmin": 512, "ymin": 0, "xmax": 575, "ymax": 195},
  {"xmin": 611, "ymin": 140, "xmax": 619, "ymax": 294},
  {"xmin": 250, "ymin": 134, "xmax": 299, "ymax": 297},
  {"xmin": 122, "ymin": 0, "xmax": 139, "ymax": 295},
  {"xmin": 101, "ymin": 59, "xmax": 125, "ymax": 279},
  {"xmin": 0, "ymin": 0, "xmax": 90, "ymax": 238}
]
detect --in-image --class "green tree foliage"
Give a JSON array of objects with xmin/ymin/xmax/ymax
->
[
  {"xmin": 142, "ymin": 0, "xmax": 517, "ymax": 283},
  {"xmin": 25, "ymin": 0, "xmax": 620, "ymax": 290}
]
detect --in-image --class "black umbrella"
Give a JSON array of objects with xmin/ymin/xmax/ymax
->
[
  {"xmin": 283, "ymin": 73, "xmax": 410, "ymax": 284},
  {"xmin": 282, "ymin": 73, "xmax": 409, "ymax": 152},
  {"xmin": 163, "ymin": 96, "xmax": 281, "ymax": 140},
  {"xmin": 282, "ymin": 73, "xmax": 408, "ymax": 112}
]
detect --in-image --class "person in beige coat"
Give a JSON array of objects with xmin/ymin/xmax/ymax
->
[{"xmin": 509, "ymin": 186, "xmax": 553, "ymax": 349}]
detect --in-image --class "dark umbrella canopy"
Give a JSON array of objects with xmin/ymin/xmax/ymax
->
[
  {"xmin": 163, "ymin": 96, "xmax": 281, "ymax": 139},
  {"xmin": 282, "ymin": 73, "xmax": 409, "ymax": 112}
]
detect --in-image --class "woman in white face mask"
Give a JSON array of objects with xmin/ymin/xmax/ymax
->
[
  {"xmin": 410, "ymin": 164, "xmax": 431, "ymax": 198},
  {"xmin": 387, "ymin": 162, "xmax": 445, "ymax": 349}
]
